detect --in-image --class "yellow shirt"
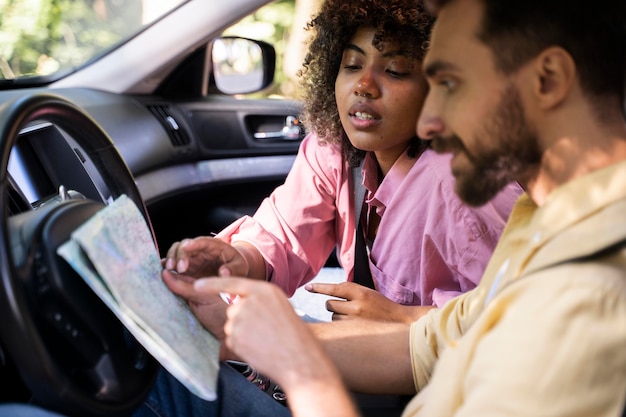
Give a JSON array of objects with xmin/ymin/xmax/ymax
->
[{"xmin": 405, "ymin": 160, "xmax": 626, "ymax": 417}]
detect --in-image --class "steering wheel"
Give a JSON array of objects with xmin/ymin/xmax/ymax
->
[{"xmin": 0, "ymin": 93, "xmax": 159, "ymax": 416}]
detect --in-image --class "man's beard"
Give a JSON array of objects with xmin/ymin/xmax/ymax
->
[{"xmin": 431, "ymin": 84, "xmax": 542, "ymax": 206}]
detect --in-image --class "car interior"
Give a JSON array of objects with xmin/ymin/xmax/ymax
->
[
  {"xmin": 0, "ymin": 0, "xmax": 407, "ymax": 416},
  {"xmin": 2, "ymin": 1, "xmax": 625, "ymax": 416}
]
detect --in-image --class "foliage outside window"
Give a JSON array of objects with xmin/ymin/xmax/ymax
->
[
  {"xmin": 0, "ymin": 0, "xmax": 318, "ymax": 100},
  {"xmin": 0, "ymin": 0, "xmax": 183, "ymax": 81}
]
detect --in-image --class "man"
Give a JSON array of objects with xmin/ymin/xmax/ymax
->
[
  {"xmin": 181, "ymin": 0, "xmax": 625, "ymax": 415},
  {"xmin": 4, "ymin": 0, "xmax": 623, "ymax": 415}
]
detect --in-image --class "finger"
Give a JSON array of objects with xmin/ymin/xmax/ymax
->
[
  {"xmin": 174, "ymin": 238, "xmax": 200, "ymax": 272},
  {"xmin": 178, "ymin": 236, "xmax": 212, "ymax": 251},
  {"xmin": 305, "ymin": 282, "xmax": 348, "ymax": 298},
  {"xmin": 164, "ymin": 241, "xmax": 182, "ymax": 270},
  {"xmin": 162, "ymin": 269, "xmax": 217, "ymax": 304},
  {"xmin": 162, "ymin": 268, "xmax": 196, "ymax": 283},
  {"xmin": 183, "ymin": 238, "xmax": 242, "ymax": 276},
  {"xmin": 193, "ymin": 276, "xmax": 263, "ymax": 298},
  {"xmin": 218, "ymin": 265, "xmax": 232, "ymax": 277},
  {"xmin": 165, "ymin": 240, "xmax": 183, "ymax": 258},
  {"xmin": 331, "ymin": 312, "xmax": 352, "ymax": 321},
  {"xmin": 162, "ymin": 269, "xmax": 194, "ymax": 296},
  {"xmin": 188, "ymin": 293, "xmax": 225, "ymax": 309},
  {"xmin": 306, "ymin": 281, "xmax": 362, "ymax": 300},
  {"xmin": 217, "ymin": 254, "xmax": 248, "ymax": 277},
  {"xmin": 164, "ymin": 238, "xmax": 198, "ymax": 272},
  {"xmin": 325, "ymin": 298, "xmax": 352, "ymax": 316},
  {"xmin": 166, "ymin": 237, "xmax": 214, "ymax": 273}
]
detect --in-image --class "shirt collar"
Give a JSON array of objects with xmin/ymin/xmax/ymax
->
[
  {"xmin": 529, "ymin": 159, "xmax": 626, "ymax": 245},
  {"xmin": 362, "ymin": 149, "xmax": 417, "ymax": 217}
]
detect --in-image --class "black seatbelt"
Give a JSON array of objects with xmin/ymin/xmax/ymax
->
[{"xmin": 352, "ymin": 163, "xmax": 375, "ymax": 289}]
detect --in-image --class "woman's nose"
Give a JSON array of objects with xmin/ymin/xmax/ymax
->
[{"xmin": 354, "ymin": 71, "xmax": 380, "ymax": 99}]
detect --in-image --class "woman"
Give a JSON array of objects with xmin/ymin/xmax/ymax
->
[{"xmin": 163, "ymin": 0, "xmax": 522, "ymax": 324}]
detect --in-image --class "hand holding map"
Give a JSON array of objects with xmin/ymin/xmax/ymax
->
[{"xmin": 57, "ymin": 194, "xmax": 220, "ymax": 401}]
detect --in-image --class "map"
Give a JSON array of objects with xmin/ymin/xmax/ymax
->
[{"xmin": 57, "ymin": 194, "xmax": 220, "ymax": 401}]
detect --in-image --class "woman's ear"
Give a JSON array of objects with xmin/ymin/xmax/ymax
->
[{"xmin": 532, "ymin": 46, "xmax": 576, "ymax": 110}]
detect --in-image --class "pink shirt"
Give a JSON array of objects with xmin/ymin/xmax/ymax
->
[{"xmin": 217, "ymin": 133, "xmax": 523, "ymax": 307}]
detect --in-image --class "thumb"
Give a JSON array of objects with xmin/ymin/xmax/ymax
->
[{"xmin": 193, "ymin": 276, "xmax": 258, "ymax": 298}]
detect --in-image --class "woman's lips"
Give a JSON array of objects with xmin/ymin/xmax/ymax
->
[{"xmin": 348, "ymin": 103, "xmax": 381, "ymax": 129}]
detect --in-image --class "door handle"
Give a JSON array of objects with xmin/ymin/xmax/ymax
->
[{"xmin": 254, "ymin": 116, "xmax": 302, "ymax": 140}]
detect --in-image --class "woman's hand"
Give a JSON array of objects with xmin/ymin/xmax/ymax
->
[
  {"xmin": 306, "ymin": 281, "xmax": 435, "ymax": 324},
  {"xmin": 162, "ymin": 236, "xmax": 250, "ymax": 278}
]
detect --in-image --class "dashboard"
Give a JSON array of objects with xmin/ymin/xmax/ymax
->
[
  {"xmin": 9, "ymin": 122, "xmax": 105, "ymax": 210},
  {"xmin": 0, "ymin": 87, "xmax": 302, "ymax": 255}
]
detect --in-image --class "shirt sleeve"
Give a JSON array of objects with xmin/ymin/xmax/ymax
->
[
  {"xmin": 409, "ymin": 287, "xmax": 483, "ymax": 390},
  {"xmin": 216, "ymin": 134, "xmax": 350, "ymax": 296}
]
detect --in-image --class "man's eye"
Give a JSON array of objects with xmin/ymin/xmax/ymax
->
[{"xmin": 439, "ymin": 78, "xmax": 456, "ymax": 90}]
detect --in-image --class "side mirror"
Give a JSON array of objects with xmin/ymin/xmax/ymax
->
[{"xmin": 211, "ymin": 37, "xmax": 276, "ymax": 95}]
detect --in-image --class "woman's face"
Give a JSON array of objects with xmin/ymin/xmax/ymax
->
[{"xmin": 335, "ymin": 27, "xmax": 428, "ymax": 167}]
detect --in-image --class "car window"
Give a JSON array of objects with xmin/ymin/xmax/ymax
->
[
  {"xmin": 0, "ymin": 0, "xmax": 319, "ymax": 96},
  {"xmin": 0, "ymin": 0, "xmax": 187, "ymax": 82}
]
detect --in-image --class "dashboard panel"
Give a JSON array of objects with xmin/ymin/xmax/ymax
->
[{"xmin": 9, "ymin": 122, "xmax": 105, "ymax": 209}]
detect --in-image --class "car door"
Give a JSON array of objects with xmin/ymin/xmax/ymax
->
[
  {"xmin": 136, "ymin": 86, "xmax": 304, "ymax": 256},
  {"xmin": 131, "ymin": 3, "xmax": 307, "ymax": 256}
]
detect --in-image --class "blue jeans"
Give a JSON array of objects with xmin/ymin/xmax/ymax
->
[
  {"xmin": 0, "ymin": 363, "xmax": 292, "ymax": 417},
  {"xmin": 133, "ymin": 361, "xmax": 293, "ymax": 417},
  {"xmin": 0, "ymin": 404, "xmax": 67, "ymax": 417}
]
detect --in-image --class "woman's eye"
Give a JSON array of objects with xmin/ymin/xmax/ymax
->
[
  {"xmin": 342, "ymin": 65, "xmax": 361, "ymax": 71},
  {"xmin": 387, "ymin": 70, "xmax": 410, "ymax": 78}
]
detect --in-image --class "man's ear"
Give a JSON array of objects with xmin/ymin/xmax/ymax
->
[{"xmin": 532, "ymin": 47, "xmax": 576, "ymax": 110}]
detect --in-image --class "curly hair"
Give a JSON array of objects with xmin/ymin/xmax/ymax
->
[{"xmin": 297, "ymin": 0, "xmax": 435, "ymax": 165}]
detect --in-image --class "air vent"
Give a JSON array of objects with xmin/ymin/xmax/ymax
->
[{"xmin": 147, "ymin": 104, "xmax": 191, "ymax": 147}]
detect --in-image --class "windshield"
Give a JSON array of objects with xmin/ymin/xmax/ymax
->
[{"xmin": 0, "ymin": 0, "xmax": 187, "ymax": 82}]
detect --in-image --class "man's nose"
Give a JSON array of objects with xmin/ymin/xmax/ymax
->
[
  {"xmin": 416, "ymin": 91, "xmax": 445, "ymax": 139},
  {"xmin": 416, "ymin": 110, "xmax": 445, "ymax": 140}
]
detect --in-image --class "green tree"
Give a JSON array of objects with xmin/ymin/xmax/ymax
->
[{"xmin": 0, "ymin": 0, "xmax": 142, "ymax": 80}]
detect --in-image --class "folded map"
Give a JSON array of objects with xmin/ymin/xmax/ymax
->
[{"xmin": 57, "ymin": 194, "xmax": 220, "ymax": 401}]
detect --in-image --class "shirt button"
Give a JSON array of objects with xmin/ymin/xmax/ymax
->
[{"xmin": 532, "ymin": 232, "xmax": 542, "ymax": 243}]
